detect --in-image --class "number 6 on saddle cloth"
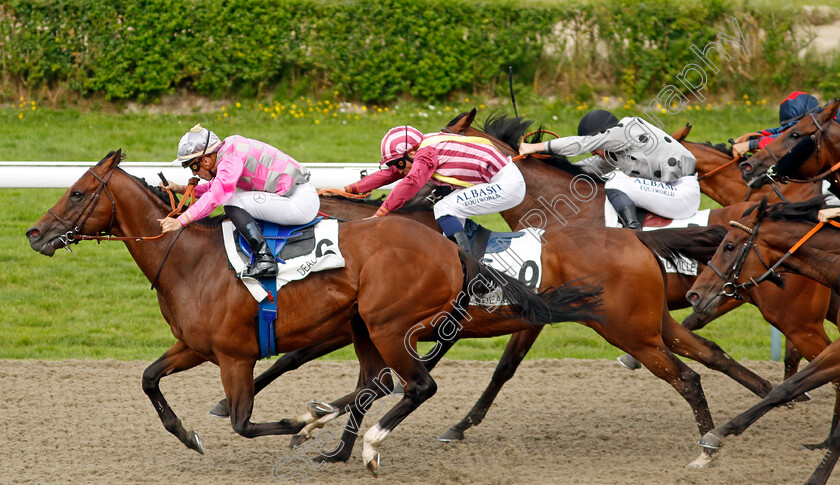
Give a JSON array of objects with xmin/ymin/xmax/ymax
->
[{"xmin": 230, "ymin": 216, "xmax": 341, "ymax": 359}]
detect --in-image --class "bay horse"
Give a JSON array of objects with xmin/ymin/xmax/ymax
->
[
  {"xmin": 738, "ymin": 98, "xmax": 840, "ymax": 191},
  {"xmin": 24, "ymin": 150, "xmax": 603, "ymax": 477},
  {"xmin": 212, "ymin": 112, "xmax": 784, "ymax": 455},
  {"xmin": 676, "ymin": 127, "xmax": 837, "ymax": 380},
  {"xmin": 686, "ymin": 196, "xmax": 840, "ymax": 485}
]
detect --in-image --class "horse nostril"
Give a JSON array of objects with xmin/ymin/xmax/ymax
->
[
  {"xmin": 26, "ymin": 227, "xmax": 41, "ymax": 240},
  {"xmin": 740, "ymin": 162, "xmax": 754, "ymax": 174},
  {"xmin": 687, "ymin": 292, "xmax": 699, "ymax": 303}
]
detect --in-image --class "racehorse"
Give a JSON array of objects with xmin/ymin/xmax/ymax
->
[
  {"xmin": 686, "ymin": 196, "xmax": 840, "ymax": 485},
  {"xmin": 24, "ymin": 150, "xmax": 603, "ymax": 477},
  {"xmin": 738, "ymin": 98, "xmax": 840, "ymax": 191},
  {"xmin": 675, "ymin": 127, "xmax": 837, "ymax": 380}
]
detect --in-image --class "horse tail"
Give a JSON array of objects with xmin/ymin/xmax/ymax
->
[
  {"xmin": 635, "ymin": 225, "xmax": 728, "ymax": 270},
  {"xmin": 458, "ymin": 250, "xmax": 603, "ymax": 325}
]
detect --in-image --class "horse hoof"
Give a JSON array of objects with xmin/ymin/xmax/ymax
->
[
  {"xmin": 438, "ymin": 428, "xmax": 465, "ymax": 442},
  {"xmin": 209, "ymin": 400, "xmax": 230, "ymax": 418},
  {"xmin": 309, "ymin": 400, "xmax": 338, "ymax": 418},
  {"xmin": 698, "ymin": 431, "xmax": 725, "ymax": 450},
  {"xmin": 617, "ymin": 354, "xmax": 642, "ymax": 370},
  {"xmin": 188, "ymin": 430, "xmax": 205, "ymax": 455},
  {"xmin": 794, "ymin": 392, "xmax": 812, "ymax": 403},
  {"xmin": 688, "ymin": 449, "xmax": 716, "ymax": 468},
  {"xmin": 365, "ymin": 453, "xmax": 380, "ymax": 477},
  {"xmin": 289, "ymin": 434, "xmax": 308, "ymax": 449}
]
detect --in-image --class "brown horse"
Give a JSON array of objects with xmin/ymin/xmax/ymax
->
[
  {"xmin": 217, "ymin": 113, "xmax": 787, "ymax": 449},
  {"xmin": 24, "ymin": 151, "xmax": 603, "ymax": 477},
  {"xmin": 686, "ymin": 196, "xmax": 840, "ymax": 485},
  {"xmin": 739, "ymin": 98, "xmax": 840, "ymax": 191},
  {"xmin": 676, "ymin": 128, "xmax": 837, "ymax": 379}
]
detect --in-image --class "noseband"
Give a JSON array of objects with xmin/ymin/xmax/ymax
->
[{"xmin": 47, "ymin": 166, "xmax": 119, "ymax": 252}]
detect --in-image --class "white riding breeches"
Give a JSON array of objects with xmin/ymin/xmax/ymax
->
[
  {"xmin": 432, "ymin": 162, "xmax": 526, "ymax": 222},
  {"xmin": 223, "ymin": 183, "xmax": 320, "ymax": 225},
  {"xmin": 605, "ymin": 172, "xmax": 700, "ymax": 220}
]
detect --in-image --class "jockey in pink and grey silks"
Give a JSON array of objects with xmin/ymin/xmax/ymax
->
[
  {"xmin": 158, "ymin": 124, "xmax": 319, "ymax": 279},
  {"xmin": 177, "ymin": 135, "xmax": 314, "ymax": 226}
]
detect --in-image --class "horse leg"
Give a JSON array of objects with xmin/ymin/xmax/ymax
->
[
  {"xmin": 210, "ymin": 336, "xmax": 348, "ymax": 417},
  {"xmin": 438, "ymin": 326, "xmax": 543, "ymax": 441},
  {"xmin": 290, "ymin": 318, "xmax": 461, "ymax": 451},
  {"xmin": 661, "ymin": 314, "xmax": 774, "ymax": 397},
  {"xmin": 627, "ymin": 344, "xmax": 716, "ymax": 468},
  {"xmin": 359, "ymin": 343, "xmax": 438, "ymax": 477},
  {"xmin": 699, "ymin": 343, "xmax": 840, "ymax": 452},
  {"xmin": 141, "ymin": 341, "xmax": 208, "ymax": 454},
  {"xmin": 805, "ymin": 424, "xmax": 840, "ymax": 485},
  {"xmin": 618, "ymin": 297, "xmax": 745, "ymax": 371},
  {"xmin": 219, "ymin": 355, "xmax": 308, "ymax": 438}
]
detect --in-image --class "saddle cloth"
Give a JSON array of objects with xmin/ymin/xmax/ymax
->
[
  {"xmin": 463, "ymin": 220, "xmax": 545, "ymax": 307},
  {"xmin": 222, "ymin": 218, "xmax": 345, "ymax": 302},
  {"xmin": 604, "ymin": 200, "xmax": 709, "ymax": 276}
]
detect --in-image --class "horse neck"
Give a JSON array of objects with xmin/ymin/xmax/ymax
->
[
  {"xmin": 501, "ymin": 157, "xmax": 605, "ymax": 230},
  {"xmin": 109, "ymin": 172, "xmax": 221, "ymax": 289},
  {"xmin": 762, "ymin": 224, "xmax": 840, "ymax": 289},
  {"xmin": 319, "ymin": 197, "xmax": 439, "ymax": 229}
]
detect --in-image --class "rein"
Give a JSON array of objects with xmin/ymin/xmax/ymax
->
[
  {"xmin": 512, "ymin": 129, "xmax": 561, "ymax": 162},
  {"xmin": 697, "ymin": 155, "xmax": 739, "ymax": 181},
  {"xmin": 710, "ymin": 217, "xmax": 840, "ymax": 299}
]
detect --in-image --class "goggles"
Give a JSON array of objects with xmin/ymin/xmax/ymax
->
[{"xmin": 181, "ymin": 130, "xmax": 212, "ymax": 172}]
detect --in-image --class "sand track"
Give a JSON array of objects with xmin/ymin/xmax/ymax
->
[{"xmin": 0, "ymin": 359, "xmax": 834, "ymax": 484}]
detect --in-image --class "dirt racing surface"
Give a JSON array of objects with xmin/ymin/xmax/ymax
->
[{"xmin": 0, "ymin": 358, "xmax": 834, "ymax": 485}]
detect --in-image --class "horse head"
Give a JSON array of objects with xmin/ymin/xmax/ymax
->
[
  {"xmin": 26, "ymin": 150, "xmax": 125, "ymax": 256},
  {"xmin": 740, "ymin": 99, "xmax": 840, "ymax": 188}
]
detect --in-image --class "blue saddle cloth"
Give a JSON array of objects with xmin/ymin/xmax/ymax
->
[
  {"xmin": 463, "ymin": 219, "xmax": 524, "ymax": 256},
  {"xmin": 236, "ymin": 216, "xmax": 321, "ymax": 360}
]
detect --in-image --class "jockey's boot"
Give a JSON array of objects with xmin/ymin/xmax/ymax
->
[
  {"xmin": 617, "ymin": 206, "xmax": 642, "ymax": 230},
  {"xmin": 451, "ymin": 230, "xmax": 472, "ymax": 256},
  {"xmin": 226, "ymin": 206, "xmax": 278, "ymax": 279}
]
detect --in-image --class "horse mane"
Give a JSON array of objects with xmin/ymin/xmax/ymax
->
[
  {"xmin": 125, "ymin": 172, "xmax": 226, "ymax": 227},
  {"xmin": 761, "ymin": 195, "xmax": 831, "ymax": 223},
  {"xmin": 479, "ymin": 112, "xmax": 589, "ymax": 178},
  {"xmin": 635, "ymin": 225, "xmax": 728, "ymax": 269},
  {"xmin": 703, "ymin": 141, "xmax": 733, "ymax": 156}
]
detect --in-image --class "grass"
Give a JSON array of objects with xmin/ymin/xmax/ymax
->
[{"xmin": 3, "ymin": 97, "xmax": 836, "ymax": 361}]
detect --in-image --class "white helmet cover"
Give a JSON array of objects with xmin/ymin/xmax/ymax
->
[{"xmin": 172, "ymin": 124, "xmax": 222, "ymax": 165}]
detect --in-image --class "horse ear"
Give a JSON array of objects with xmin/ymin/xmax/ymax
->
[
  {"xmin": 756, "ymin": 196, "xmax": 769, "ymax": 219},
  {"xmin": 450, "ymin": 109, "xmax": 477, "ymax": 135},
  {"xmin": 821, "ymin": 98, "xmax": 840, "ymax": 123},
  {"xmin": 671, "ymin": 123, "xmax": 691, "ymax": 141}
]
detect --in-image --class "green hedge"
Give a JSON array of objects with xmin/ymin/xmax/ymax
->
[{"xmin": 0, "ymin": 0, "xmax": 831, "ymax": 103}]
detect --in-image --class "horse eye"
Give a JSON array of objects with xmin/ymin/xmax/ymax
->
[
  {"xmin": 791, "ymin": 132, "xmax": 801, "ymax": 140},
  {"xmin": 70, "ymin": 191, "xmax": 83, "ymax": 200},
  {"xmin": 724, "ymin": 243, "xmax": 736, "ymax": 252}
]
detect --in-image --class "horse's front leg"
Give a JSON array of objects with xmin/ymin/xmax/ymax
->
[
  {"xmin": 210, "ymin": 336, "xmax": 350, "ymax": 417},
  {"xmin": 142, "ymin": 340, "xmax": 208, "ymax": 454},
  {"xmin": 219, "ymin": 355, "xmax": 307, "ymax": 438}
]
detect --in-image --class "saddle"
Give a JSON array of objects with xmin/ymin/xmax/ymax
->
[{"xmin": 237, "ymin": 217, "xmax": 321, "ymax": 263}]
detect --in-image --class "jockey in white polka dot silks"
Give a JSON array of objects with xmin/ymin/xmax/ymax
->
[
  {"xmin": 158, "ymin": 124, "xmax": 320, "ymax": 279},
  {"xmin": 520, "ymin": 109, "xmax": 700, "ymax": 229},
  {"xmin": 343, "ymin": 125, "xmax": 526, "ymax": 254}
]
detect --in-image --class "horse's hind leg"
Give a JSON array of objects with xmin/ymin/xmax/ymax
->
[
  {"xmin": 439, "ymin": 326, "xmax": 543, "ymax": 441},
  {"xmin": 661, "ymin": 314, "xmax": 773, "ymax": 397},
  {"xmin": 142, "ymin": 341, "xmax": 208, "ymax": 454},
  {"xmin": 210, "ymin": 336, "xmax": 349, "ymax": 417},
  {"xmin": 806, "ymin": 425, "xmax": 840, "ymax": 485}
]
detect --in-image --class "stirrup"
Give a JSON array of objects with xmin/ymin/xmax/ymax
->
[{"xmin": 239, "ymin": 261, "xmax": 278, "ymax": 279}]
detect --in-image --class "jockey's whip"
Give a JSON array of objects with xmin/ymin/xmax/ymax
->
[{"xmin": 508, "ymin": 66, "xmax": 518, "ymax": 118}]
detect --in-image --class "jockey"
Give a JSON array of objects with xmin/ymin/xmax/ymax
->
[
  {"xmin": 520, "ymin": 109, "xmax": 699, "ymax": 229},
  {"xmin": 158, "ymin": 124, "xmax": 319, "ymax": 279},
  {"xmin": 731, "ymin": 91, "xmax": 821, "ymax": 158},
  {"xmin": 344, "ymin": 125, "xmax": 526, "ymax": 254}
]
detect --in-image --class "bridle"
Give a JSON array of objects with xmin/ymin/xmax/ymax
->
[
  {"xmin": 764, "ymin": 111, "xmax": 834, "ymax": 185},
  {"xmin": 709, "ymin": 216, "xmax": 840, "ymax": 300}
]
